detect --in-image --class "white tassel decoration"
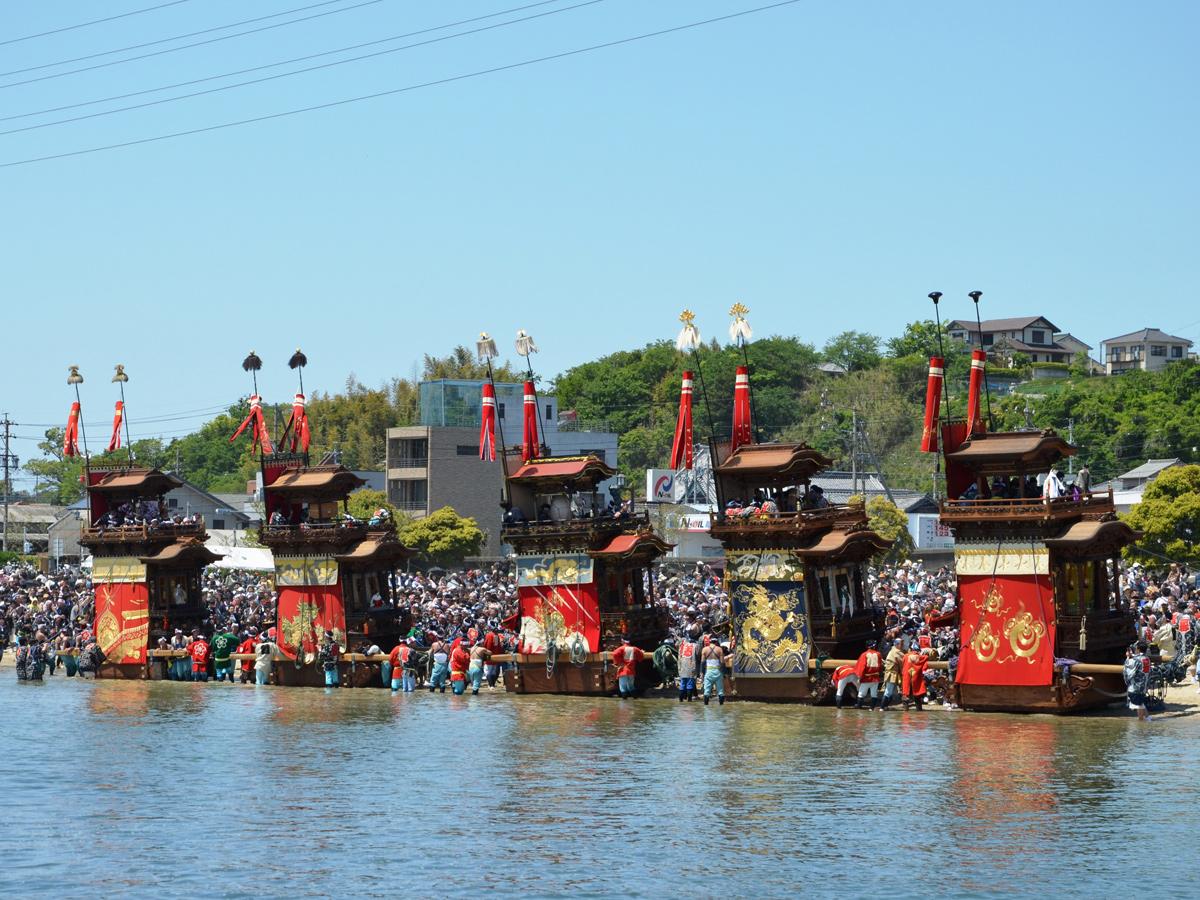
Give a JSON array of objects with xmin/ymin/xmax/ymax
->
[
  {"xmin": 515, "ymin": 329, "xmax": 538, "ymax": 357},
  {"xmin": 476, "ymin": 332, "xmax": 498, "ymax": 361},
  {"xmin": 676, "ymin": 310, "xmax": 701, "ymax": 352},
  {"xmin": 728, "ymin": 302, "xmax": 753, "ymax": 345}
]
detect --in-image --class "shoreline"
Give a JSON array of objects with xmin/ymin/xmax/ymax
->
[{"xmin": 5, "ymin": 651, "xmax": 1199, "ymax": 718}]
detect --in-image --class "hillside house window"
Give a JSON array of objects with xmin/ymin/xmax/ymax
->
[
  {"xmin": 456, "ymin": 445, "xmax": 476, "ymax": 456},
  {"xmin": 1151, "ymin": 345, "xmax": 1166, "ymax": 357},
  {"xmin": 497, "ymin": 402, "xmax": 506, "ymax": 420},
  {"xmin": 545, "ymin": 404, "xmax": 553, "ymax": 421},
  {"xmin": 982, "ymin": 334, "xmax": 994, "ymax": 346},
  {"xmin": 213, "ymin": 519, "xmax": 225, "ymax": 530},
  {"xmin": 1172, "ymin": 346, "xmax": 1184, "ymax": 358},
  {"xmin": 1031, "ymin": 329, "xmax": 1046, "ymax": 344}
]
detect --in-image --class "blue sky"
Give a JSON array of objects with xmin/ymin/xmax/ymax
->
[{"xmin": 1, "ymin": 0, "xmax": 1197, "ymax": 472}]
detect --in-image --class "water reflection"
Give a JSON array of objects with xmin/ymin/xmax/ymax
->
[{"xmin": 3, "ymin": 676, "xmax": 1198, "ymax": 897}]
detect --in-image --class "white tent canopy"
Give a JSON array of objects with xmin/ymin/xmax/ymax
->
[{"xmin": 208, "ymin": 545, "xmax": 273, "ymax": 572}]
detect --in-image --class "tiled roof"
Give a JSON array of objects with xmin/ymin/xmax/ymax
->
[
  {"xmin": 948, "ymin": 315, "xmax": 1058, "ymax": 333},
  {"xmin": 1118, "ymin": 458, "xmax": 1181, "ymax": 481},
  {"xmin": 1103, "ymin": 328, "xmax": 1193, "ymax": 346}
]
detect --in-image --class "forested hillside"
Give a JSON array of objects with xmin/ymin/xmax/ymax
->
[{"xmin": 24, "ymin": 327, "xmax": 1200, "ymax": 504}]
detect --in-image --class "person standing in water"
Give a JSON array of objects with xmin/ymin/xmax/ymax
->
[
  {"xmin": 676, "ymin": 635, "xmax": 699, "ymax": 702},
  {"xmin": 701, "ymin": 635, "xmax": 725, "ymax": 706},
  {"xmin": 428, "ymin": 636, "xmax": 449, "ymax": 693},
  {"xmin": 469, "ymin": 641, "xmax": 492, "ymax": 695}
]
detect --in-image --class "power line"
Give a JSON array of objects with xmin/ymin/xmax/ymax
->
[
  {"xmin": 0, "ymin": 0, "xmax": 608, "ymax": 137},
  {"xmin": 0, "ymin": 0, "xmax": 364, "ymax": 78},
  {"xmin": 20, "ymin": 401, "xmax": 238, "ymax": 429},
  {"xmin": 0, "ymin": 0, "xmax": 805, "ymax": 169},
  {"xmin": 1, "ymin": 0, "xmax": 568, "ymax": 123},
  {"xmin": 0, "ymin": 1, "xmax": 193, "ymax": 48},
  {"xmin": 0, "ymin": 0, "xmax": 384, "ymax": 89}
]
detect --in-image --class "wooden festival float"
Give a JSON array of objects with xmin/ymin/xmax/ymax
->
[
  {"xmin": 922, "ymin": 292, "xmax": 1138, "ymax": 713},
  {"xmin": 670, "ymin": 308, "xmax": 892, "ymax": 703},
  {"xmin": 67, "ymin": 366, "xmax": 221, "ymax": 679},
  {"xmin": 237, "ymin": 351, "xmax": 413, "ymax": 687},
  {"xmin": 473, "ymin": 331, "xmax": 671, "ymax": 695}
]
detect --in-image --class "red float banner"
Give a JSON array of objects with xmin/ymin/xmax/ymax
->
[
  {"xmin": 966, "ymin": 349, "xmax": 987, "ymax": 435},
  {"xmin": 669, "ymin": 371, "xmax": 694, "ymax": 470},
  {"xmin": 276, "ymin": 585, "xmax": 346, "ymax": 660},
  {"xmin": 941, "ymin": 420, "xmax": 973, "ymax": 500},
  {"xmin": 956, "ymin": 571, "xmax": 1056, "ymax": 687},
  {"xmin": 107, "ymin": 400, "xmax": 124, "ymax": 452},
  {"xmin": 229, "ymin": 394, "xmax": 273, "ymax": 455},
  {"xmin": 479, "ymin": 382, "xmax": 497, "ymax": 461},
  {"xmin": 521, "ymin": 381, "xmax": 540, "ymax": 462},
  {"xmin": 919, "ymin": 357, "xmax": 944, "ymax": 453},
  {"xmin": 64, "ymin": 401, "xmax": 81, "ymax": 458},
  {"xmin": 516, "ymin": 583, "xmax": 600, "ymax": 654},
  {"xmin": 731, "ymin": 365, "xmax": 752, "ymax": 453},
  {"xmin": 94, "ymin": 581, "xmax": 150, "ymax": 665}
]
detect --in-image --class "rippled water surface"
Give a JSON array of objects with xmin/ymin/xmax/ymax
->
[{"xmin": 2, "ymin": 673, "xmax": 1193, "ymax": 897}]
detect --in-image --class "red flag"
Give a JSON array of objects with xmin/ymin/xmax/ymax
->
[
  {"xmin": 63, "ymin": 401, "xmax": 81, "ymax": 458},
  {"xmin": 106, "ymin": 400, "xmax": 124, "ymax": 452},
  {"xmin": 669, "ymin": 371, "xmax": 694, "ymax": 470},
  {"xmin": 966, "ymin": 349, "xmax": 987, "ymax": 435},
  {"xmin": 479, "ymin": 382, "xmax": 497, "ymax": 461},
  {"xmin": 731, "ymin": 365, "xmax": 752, "ymax": 453},
  {"xmin": 919, "ymin": 357, "xmax": 944, "ymax": 453},
  {"xmin": 941, "ymin": 421, "xmax": 973, "ymax": 499},
  {"xmin": 230, "ymin": 395, "xmax": 274, "ymax": 455},
  {"xmin": 287, "ymin": 393, "xmax": 310, "ymax": 453},
  {"xmin": 521, "ymin": 381, "xmax": 539, "ymax": 462}
]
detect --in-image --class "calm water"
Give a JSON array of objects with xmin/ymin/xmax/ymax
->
[{"xmin": 1, "ymin": 671, "xmax": 1193, "ymax": 898}]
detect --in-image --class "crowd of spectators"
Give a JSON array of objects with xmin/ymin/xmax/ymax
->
[{"xmin": 5, "ymin": 552, "xmax": 1198, "ymax": 688}]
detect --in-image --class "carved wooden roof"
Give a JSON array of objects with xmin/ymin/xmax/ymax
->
[{"xmin": 715, "ymin": 442, "xmax": 834, "ymax": 486}]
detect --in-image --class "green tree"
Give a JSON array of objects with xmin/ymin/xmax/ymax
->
[
  {"xmin": 885, "ymin": 320, "xmax": 953, "ymax": 359},
  {"xmin": 822, "ymin": 330, "xmax": 881, "ymax": 372},
  {"xmin": 1069, "ymin": 351, "xmax": 1094, "ymax": 379},
  {"xmin": 1123, "ymin": 465, "xmax": 1200, "ymax": 565},
  {"xmin": 346, "ymin": 488, "xmax": 405, "ymax": 524},
  {"xmin": 24, "ymin": 428, "xmax": 86, "ymax": 504},
  {"xmin": 422, "ymin": 346, "xmax": 522, "ymax": 382},
  {"xmin": 863, "ymin": 495, "xmax": 915, "ymax": 563},
  {"xmin": 398, "ymin": 506, "xmax": 484, "ymax": 567}
]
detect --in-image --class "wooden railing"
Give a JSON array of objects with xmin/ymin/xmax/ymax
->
[
  {"xmin": 711, "ymin": 506, "xmax": 860, "ymax": 529},
  {"xmin": 82, "ymin": 520, "xmax": 206, "ymax": 542},
  {"xmin": 259, "ymin": 522, "xmax": 369, "ymax": 546},
  {"xmin": 940, "ymin": 490, "xmax": 1114, "ymax": 521},
  {"xmin": 502, "ymin": 511, "xmax": 650, "ymax": 537}
]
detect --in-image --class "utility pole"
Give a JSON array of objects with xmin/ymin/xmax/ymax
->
[
  {"xmin": 1, "ymin": 415, "xmax": 18, "ymax": 553},
  {"xmin": 857, "ymin": 416, "xmax": 896, "ymax": 505},
  {"xmin": 850, "ymin": 410, "xmax": 858, "ymax": 495},
  {"xmin": 1067, "ymin": 418, "xmax": 1075, "ymax": 475}
]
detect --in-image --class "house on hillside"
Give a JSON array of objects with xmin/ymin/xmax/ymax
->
[
  {"xmin": 945, "ymin": 315, "xmax": 1093, "ymax": 366},
  {"xmin": 1101, "ymin": 328, "xmax": 1194, "ymax": 375},
  {"xmin": 1093, "ymin": 458, "xmax": 1182, "ymax": 513}
]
